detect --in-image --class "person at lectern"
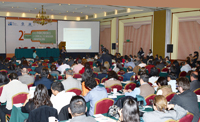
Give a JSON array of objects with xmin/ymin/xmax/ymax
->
[
  {"xmin": 60, "ymin": 46, "xmax": 67, "ymax": 59},
  {"xmin": 33, "ymin": 50, "xmax": 38, "ymax": 59}
]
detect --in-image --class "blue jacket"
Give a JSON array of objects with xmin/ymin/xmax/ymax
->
[
  {"xmin": 34, "ymin": 77, "xmax": 53, "ymax": 89},
  {"xmin": 122, "ymin": 72, "xmax": 135, "ymax": 81}
]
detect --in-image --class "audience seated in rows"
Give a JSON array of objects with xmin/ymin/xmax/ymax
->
[
  {"xmin": 169, "ymin": 77, "xmax": 199, "ymax": 122},
  {"xmin": 0, "ymin": 73, "xmax": 29, "ymax": 122},
  {"xmin": 0, "ymin": 72, "xmax": 9, "ymax": 87},
  {"xmin": 84, "ymin": 77, "xmax": 107, "ymax": 116},
  {"xmin": 156, "ymin": 77, "xmax": 172, "ymax": 96},
  {"xmin": 143, "ymin": 95, "xmax": 187, "ymax": 122},
  {"xmin": 18, "ymin": 68, "xmax": 34, "ymax": 85},
  {"xmin": 34, "ymin": 61, "xmax": 45, "ymax": 74},
  {"xmin": 104, "ymin": 71, "xmax": 122, "ymax": 88},
  {"xmin": 62, "ymin": 68, "xmax": 82, "ymax": 91},
  {"xmin": 122, "ymin": 66, "xmax": 135, "ymax": 81},
  {"xmin": 50, "ymin": 82, "xmax": 76, "ymax": 113},
  {"xmin": 138, "ymin": 59, "xmax": 146, "ymax": 68},
  {"xmin": 124, "ymin": 73, "xmax": 155, "ymax": 98}
]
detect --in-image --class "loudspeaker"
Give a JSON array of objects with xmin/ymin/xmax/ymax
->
[
  {"xmin": 112, "ymin": 43, "xmax": 116, "ymax": 50},
  {"xmin": 167, "ymin": 44, "xmax": 173, "ymax": 53}
]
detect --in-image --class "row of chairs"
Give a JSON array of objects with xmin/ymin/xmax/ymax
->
[{"xmin": 18, "ymin": 47, "xmax": 51, "ymax": 49}]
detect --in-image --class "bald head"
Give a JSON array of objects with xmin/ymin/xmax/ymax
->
[
  {"xmin": 190, "ymin": 71, "xmax": 198, "ymax": 81},
  {"xmin": 21, "ymin": 68, "xmax": 28, "ymax": 75}
]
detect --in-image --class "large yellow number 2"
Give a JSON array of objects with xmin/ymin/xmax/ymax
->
[{"xmin": 19, "ymin": 30, "xmax": 24, "ymax": 41}]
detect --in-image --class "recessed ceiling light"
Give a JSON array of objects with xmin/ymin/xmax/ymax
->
[
  {"xmin": 59, "ymin": 4, "xmax": 61, "ymax": 6},
  {"xmin": 68, "ymin": 4, "xmax": 70, "ymax": 5},
  {"xmin": 90, "ymin": 7, "xmax": 92, "ymax": 9},
  {"xmin": 66, "ymin": 11, "xmax": 68, "ymax": 12},
  {"xmin": 73, "ymin": 11, "xmax": 74, "ymax": 13},
  {"xmin": 35, "ymin": 8, "xmax": 37, "ymax": 9},
  {"xmin": 11, "ymin": 7, "xmax": 13, "ymax": 8},
  {"xmin": 85, "ymin": 6, "xmax": 87, "ymax": 7},
  {"xmin": 2, "ymin": 2, "xmax": 4, "ymax": 3},
  {"xmin": 81, "ymin": 12, "xmax": 82, "ymax": 13},
  {"xmin": 51, "ymin": 9, "xmax": 53, "ymax": 11}
]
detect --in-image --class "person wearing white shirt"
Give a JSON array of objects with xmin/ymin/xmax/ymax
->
[
  {"xmin": 50, "ymin": 82, "xmax": 76, "ymax": 114},
  {"xmin": 147, "ymin": 49, "xmax": 153, "ymax": 57},
  {"xmin": 180, "ymin": 61, "xmax": 192, "ymax": 73},
  {"xmin": 138, "ymin": 59, "xmax": 146, "ymax": 68},
  {"xmin": 57, "ymin": 60, "xmax": 70, "ymax": 75},
  {"xmin": 167, "ymin": 73, "xmax": 177, "ymax": 93},
  {"xmin": 0, "ymin": 73, "xmax": 29, "ymax": 122}
]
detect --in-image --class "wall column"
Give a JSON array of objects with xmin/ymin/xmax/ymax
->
[
  {"xmin": 111, "ymin": 18, "xmax": 117, "ymax": 55},
  {"xmin": 118, "ymin": 20, "xmax": 124, "ymax": 55},
  {"xmin": 171, "ymin": 14, "xmax": 179, "ymax": 59}
]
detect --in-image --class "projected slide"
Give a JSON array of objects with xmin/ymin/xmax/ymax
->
[{"xmin": 63, "ymin": 28, "xmax": 91, "ymax": 49}]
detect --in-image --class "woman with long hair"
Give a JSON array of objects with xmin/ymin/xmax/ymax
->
[
  {"xmin": 143, "ymin": 95, "xmax": 187, "ymax": 122},
  {"xmin": 104, "ymin": 71, "xmax": 121, "ymax": 89},
  {"xmin": 21, "ymin": 84, "xmax": 52, "ymax": 113},
  {"xmin": 192, "ymin": 51, "xmax": 199, "ymax": 67},
  {"xmin": 118, "ymin": 98, "xmax": 140, "ymax": 122}
]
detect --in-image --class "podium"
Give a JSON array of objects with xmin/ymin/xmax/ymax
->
[{"xmin": 58, "ymin": 41, "xmax": 66, "ymax": 50}]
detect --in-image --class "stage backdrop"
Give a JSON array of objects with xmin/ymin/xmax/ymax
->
[{"xmin": 6, "ymin": 18, "xmax": 57, "ymax": 56}]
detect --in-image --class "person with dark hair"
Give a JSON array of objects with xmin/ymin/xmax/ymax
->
[
  {"xmin": 180, "ymin": 60, "xmax": 191, "ymax": 73},
  {"xmin": 100, "ymin": 49, "xmax": 112, "ymax": 68},
  {"xmin": 57, "ymin": 60, "xmax": 70, "ymax": 75},
  {"xmin": 172, "ymin": 60, "xmax": 180, "ymax": 77},
  {"xmin": 93, "ymin": 61, "xmax": 101, "ymax": 72},
  {"xmin": 145, "ymin": 60, "xmax": 155, "ymax": 74},
  {"xmin": 192, "ymin": 51, "xmax": 199, "ymax": 67},
  {"xmin": 165, "ymin": 56, "xmax": 171, "ymax": 65},
  {"xmin": 137, "ymin": 47, "xmax": 144, "ymax": 58},
  {"xmin": 148, "ymin": 67, "xmax": 159, "ymax": 89},
  {"xmin": 67, "ymin": 56, "xmax": 74, "ymax": 67},
  {"xmin": 33, "ymin": 49, "xmax": 38, "ymax": 59},
  {"xmin": 122, "ymin": 66, "xmax": 135, "ymax": 81},
  {"xmin": 34, "ymin": 61, "xmax": 45, "ymax": 74},
  {"xmin": 18, "ymin": 67, "xmax": 34, "ymax": 85},
  {"xmin": 156, "ymin": 77, "xmax": 172, "ymax": 96},
  {"xmin": 84, "ymin": 77, "xmax": 107, "ymax": 116},
  {"xmin": 21, "ymin": 60, "xmax": 31, "ymax": 68},
  {"xmin": 190, "ymin": 71, "xmax": 200, "ymax": 92},
  {"xmin": 143, "ymin": 95, "xmax": 187, "ymax": 122},
  {"xmin": 49, "ymin": 56, "xmax": 55, "ymax": 64},
  {"xmin": 34, "ymin": 68, "xmax": 53, "ymax": 90},
  {"xmin": 50, "ymin": 64, "xmax": 60, "ymax": 75},
  {"xmin": 69, "ymin": 96, "xmax": 96, "ymax": 122},
  {"xmin": 97, "ymin": 66, "xmax": 107, "ymax": 81},
  {"xmin": 124, "ymin": 74, "xmax": 154, "ymax": 98},
  {"xmin": 0, "ymin": 72, "xmax": 9, "ymax": 86},
  {"xmin": 0, "ymin": 73, "xmax": 28, "ymax": 122},
  {"xmin": 21, "ymin": 84, "xmax": 52, "ymax": 113},
  {"xmin": 60, "ymin": 46, "xmax": 67, "ymax": 59},
  {"xmin": 118, "ymin": 98, "xmax": 140, "ymax": 122},
  {"xmin": 168, "ymin": 65, "xmax": 176, "ymax": 74},
  {"xmin": 79, "ymin": 62, "xmax": 91, "ymax": 74},
  {"xmin": 62, "ymin": 68, "xmax": 82, "ymax": 91},
  {"xmin": 147, "ymin": 49, "xmax": 153, "ymax": 57},
  {"xmin": 138, "ymin": 58, "xmax": 146, "ymax": 68},
  {"xmin": 124, "ymin": 58, "xmax": 135, "ymax": 69},
  {"xmin": 50, "ymin": 82, "xmax": 75, "ymax": 113},
  {"xmin": 167, "ymin": 73, "xmax": 177, "ymax": 92},
  {"xmin": 73, "ymin": 59, "xmax": 84, "ymax": 73},
  {"xmin": 104, "ymin": 71, "xmax": 122, "ymax": 88},
  {"xmin": 170, "ymin": 77, "xmax": 199, "ymax": 122},
  {"xmin": 156, "ymin": 59, "xmax": 165, "ymax": 71}
]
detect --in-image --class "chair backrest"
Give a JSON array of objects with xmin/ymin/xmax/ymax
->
[
  {"xmin": 27, "ymin": 68, "xmax": 32, "ymax": 72},
  {"xmin": 23, "ymin": 47, "xmax": 28, "ymax": 49},
  {"xmin": 148, "ymin": 82, "xmax": 153, "ymax": 86},
  {"xmin": 66, "ymin": 88, "xmax": 82, "ymax": 95},
  {"xmin": 27, "ymin": 83, "xmax": 34, "ymax": 89},
  {"xmin": 95, "ymin": 78, "xmax": 100, "ymax": 84},
  {"xmin": 12, "ymin": 92, "xmax": 28, "ymax": 105},
  {"xmin": 93, "ymin": 72, "xmax": 98, "ymax": 77},
  {"xmin": 0, "ymin": 85, "xmax": 4, "ymax": 96},
  {"xmin": 42, "ymin": 63, "xmax": 48, "ymax": 67},
  {"xmin": 124, "ymin": 83, "xmax": 136, "ymax": 90},
  {"xmin": 46, "ymin": 47, "xmax": 50, "ymax": 49},
  {"xmin": 110, "ymin": 84, "xmax": 122, "ymax": 91},
  {"xmin": 51, "ymin": 73, "xmax": 58, "ymax": 80},
  {"xmin": 31, "ymin": 63, "xmax": 38, "ymax": 67},
  {"xmin": 118, "ymin": 76, "xmax": 124, "ymax": 81},
  {"xmin": 94, "ymin": 98, "xmax": 114, "ymax": 114},
  {"xmin": 101, "ymin": 77, "xmax": 108, "ymax": 83},
  {"xmin": 179, "ymin": 71, "xmax": 187, "ymax": 77},
  {"xmin": 145, "ymin": 94, "xmax": 156, "ymax": 105},
  {"xmin": 161, "ymin": 68, "xmax": 169, "ymax": 72},
  {"xmin": 165, "ymin": 92, "xmax": 176, "ymax": 102},
  {"xmin": 105, "ymin": 88, "xmax": 111, "ymax": 93},
  {"xmin": 58, "ymin": 75, "xmax": 63, "ymax": 80},
  {"xmin": 44, "ymin": 60, "xmax": 49, "ymax": 63},
  {"xmin": 88, "ymin": 61, "xmax": 93, "ymax": 66},
  {"xmin": 117, "ymin": 70, "xmax": 125, "ymax": 75},
  {"xmin": 194, "ymin": 88, "xmax": 200, "ymax": 95},
  {"xmin": 73, "ymin": 73, "xmax": 82, "ymax": 78},
  {"xmin": 178, "ymin": 112, "xmax": 194, "ymax": 122},
  {"xmin": 0, "ymin": 69, "xmax": 8, "ymax": 73},
  {"xmin": 31, "ymin": 47, "xmax": 35, "ymax": 49}
]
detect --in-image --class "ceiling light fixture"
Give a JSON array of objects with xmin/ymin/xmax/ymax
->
[
  {"xmin": 66, "ymin": 11, "xmax": 68, "ymax": 12},
  {"xmin": 12, "ymin": 7, "xmax": 13, "ymax": 8},
  {"xmin": 68, "ymin": 4, "xmax": 70, "ymax": 5},
  {"xmin": 90, "ymin": 7, "xmax": 92, "ymax": 9},
  {"xmin": 85, "ymin": 6, "xmax": 87, "ymax": 7},
  {"xmin": 81, "ymin": 12, "xmax": 82, "ymax": 13},
  {"xmin": 2, "ymin": 2, "xmax": 4, "ymax": 3},
  {"xmin": 33, "ymin": 5, "xmax": 52, "ymax": 26},
  {"xmin": 59, "ymin": 4, "xmax": 61, "ymax": 6}
]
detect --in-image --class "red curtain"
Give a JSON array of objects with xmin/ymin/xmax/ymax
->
[
  {"xmin": 123, "ymin": 24, "xmax": 151, "ymax": 56},
  {"xmin": 178, "ymin": 21, "xmax": 200, "ymax": 60},
  {"xmin": 100, "ymin": 28, "xmax": 111, "ymax": 53}
]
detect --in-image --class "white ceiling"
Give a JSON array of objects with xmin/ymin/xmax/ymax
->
[{"xmin": 0, "ymin": 2, "xmax": 172, "ymax": 17}]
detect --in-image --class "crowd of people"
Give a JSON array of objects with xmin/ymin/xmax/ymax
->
[{"xmin": 0, "ymin": 48, "xmax": 199, "ymax": 122}]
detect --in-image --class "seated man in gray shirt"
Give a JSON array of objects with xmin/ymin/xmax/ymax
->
[{"xmin": 68, "ymin": 96, "xmax": 96, "ymax": 122}]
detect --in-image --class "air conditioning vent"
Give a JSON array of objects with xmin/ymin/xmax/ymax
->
[
  {"xmin": 118, "ymin": 9, "xmax": 127, "ymax": 13},
  {"xmin": 88, "ymin": 15, "xmax": 94, "ymax": 18},
  {"xmin": 80, "ymin": 16, "xmax": 85, "ymax": 20},
  {"xmin": 107, "ymin": 11, "xmax": 115, "ymax": 15}
]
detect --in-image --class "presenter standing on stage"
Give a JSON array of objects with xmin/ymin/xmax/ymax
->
[
  {"xmin": 60, "ymin": 46, "xmax": 67, "ymax": 59},
  {"xmin": 33, "ymin": 50, "xmax": 38, "ymax": 59}
]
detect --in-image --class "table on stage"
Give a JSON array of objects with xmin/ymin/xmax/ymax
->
[{"xmin": 15, "ymin": 48, "xmax": 60, "ymax": 59}]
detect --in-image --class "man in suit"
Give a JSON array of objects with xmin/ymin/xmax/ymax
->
[
  {"xmin": 170, "ymin": 77, "xmax": 199, "ymax": 122},
  {"xmin": 34, "ymin": 61, "xmax": 45, "ymax": 74},
  {"xmin": 100, "ymin": 50, "xmax": 112, "ymax": 67},
  {"xmin": 155, "ymin": 59, "xmax": 165, "ymax": 70},
  {"xmin": 122, "ymin": 66, "xmax": 135, "ymax": 81},
  {"xmin": 60, "ymin": 46, "xmax": 67, "ymax": 60},
  {"xmin": 34, "ymin": 68, "xmax": 53, "ymax": 90},
  {"xmin": 69, "ymin": 96, "xmax": 96, "ymax": 122},
  {"xmin": 97, "ymin": 67, "xmax": 107, "ymax": 81},
  {"xmin": 18, "ymin": 68, "xmax": 34, "ymax": 85},
  {"xmin": 62, "ymin": 68, "xmax": 82, "ymax": 91},
  {"xmin": 190, "ymin": 71, "xmax": 200, "ymax": 92}
]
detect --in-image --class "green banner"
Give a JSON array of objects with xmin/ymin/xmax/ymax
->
[{"xmin": 24, "ymin": 30, "xmax": 56, "ymax": 44}]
